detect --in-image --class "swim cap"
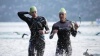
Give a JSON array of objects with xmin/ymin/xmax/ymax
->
[
  {"xmin": 30, "ymin": 6, "xmax": 37, "ymax": 12},
  {"xmin": 59, "ymin": 8, "xmax": 66, "ymax": 13}
]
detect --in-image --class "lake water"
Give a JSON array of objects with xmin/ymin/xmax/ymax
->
[{"xmin": 0, "ymin": 22, "xmax": 100, "ymax": 56}]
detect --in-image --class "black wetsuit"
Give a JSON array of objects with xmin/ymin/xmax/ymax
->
[
  {"xmin": 50, "ymin": 20, "xmax": 77, "ymax": 56},
  {"xmin": 17, "ymin": 12, "xmax": 49, "ymax": 56}
]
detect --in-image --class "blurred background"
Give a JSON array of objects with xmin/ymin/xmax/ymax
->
[{"xmin": 0, "ymin": 0, "xmax": 100, "ymax": 22}]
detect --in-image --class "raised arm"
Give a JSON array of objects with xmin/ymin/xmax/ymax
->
[{"xmin": 17, "ymin": 11, "xmax": 30, "ymax": 22}]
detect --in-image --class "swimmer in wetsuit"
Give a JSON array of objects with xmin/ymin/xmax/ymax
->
[
  {"xmin": 18, "ymin": 6, "xmax": 49, "ymax": 56},
  {"xmin": 50, "ymin": 8, "xmax": 79, "ymax": 56}
]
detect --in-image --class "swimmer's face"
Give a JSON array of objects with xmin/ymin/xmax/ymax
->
[
  {"xmin": 30, "ymin": 11, "xmax": 37, "ymax": 18},
  {"xmin": 59, "ymin": 12, "xmax": 66, "ymax": 22}
]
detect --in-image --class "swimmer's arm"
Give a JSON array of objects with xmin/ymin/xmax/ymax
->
[
  {"xmin": 70, "ymin": 22, "xmax": 78, "ymax": 37},
  {"xmin": 17, "ymin": 11, "xmax": 30, "ymax": 22},
  {"xmin": 49, "ymin": 25, "xmax": 55, "ymax": 39},
  {"xmin": 42, "ymin": 17, "xmax": 50, "ymax": 34}
]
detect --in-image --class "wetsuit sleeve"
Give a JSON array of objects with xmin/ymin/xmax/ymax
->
[
  {"xmin": 50, "ymin": 25, "xmax": 54, "ymax": 33},
  {"xmin": 17, "ymin": 11, "xmax": 30, "ymax": 22},
  {"xmin": 42, "ymin": 17, "xmax": 49, "ymax": 31},
  {"xmin": 49, "ymin": 24, "xmax": 58, "ymax": 39},
  {"xmin": 49, "ymin": 25, "xmax": 55, "ymax": 39},
  {"xmin": 70, "ymin": 22, "xmax": 77, "ymax": 37}
]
